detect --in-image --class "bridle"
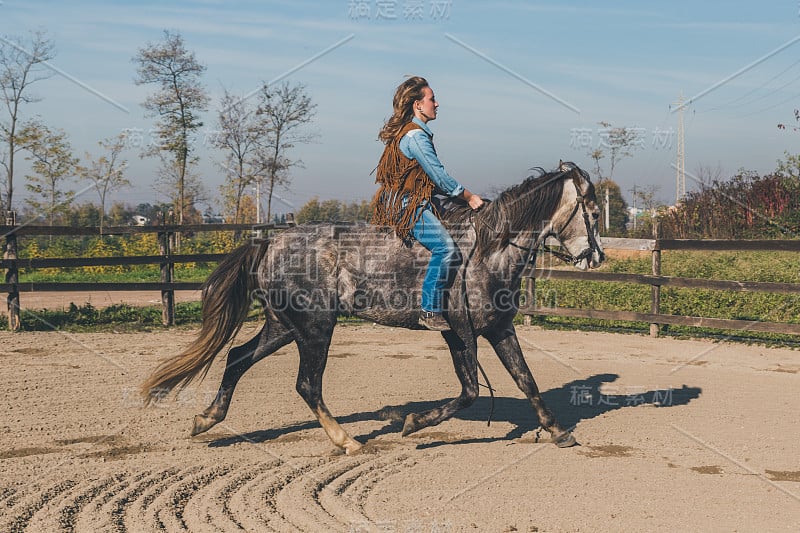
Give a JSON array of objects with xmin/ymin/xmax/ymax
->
[
  {"xmin": 463, "ymin": 169, "xmax": 602, "ymax": 424},
  {"xmin": 507, "ymin": 172, "xmax": 605, "ymax": 267}
]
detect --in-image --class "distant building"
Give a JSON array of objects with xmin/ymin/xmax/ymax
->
[{"xmin": 627, "ymin": 206, "xmax": 644, "ymax": 219}]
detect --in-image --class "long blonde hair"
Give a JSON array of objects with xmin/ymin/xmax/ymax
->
[{"xmin": 378, "ymin": 76, "xmax": 428, "ymax": 144}]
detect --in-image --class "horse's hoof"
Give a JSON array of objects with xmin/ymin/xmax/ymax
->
[
  {"xmin": 401, "ymin": 414, "xmax": 420, "ymax": 437},
  {"xmin": 191, "ymin": 414, "xmax": 219, "ymax": 436},
  {"xmin": 344, "ymin": 441, "xmax": 363, "ymax": 455},
  {"xmin": 553, "ymin": 431, "xmax": 578, "ymax": 448}
]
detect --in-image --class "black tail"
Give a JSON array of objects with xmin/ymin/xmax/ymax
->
[{"xmin": 141, "ymin": 242, "xmax": 267, "ymax": 403}]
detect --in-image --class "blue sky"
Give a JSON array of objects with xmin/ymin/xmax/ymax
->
[{"xmin": 3, "ymin": 0, "xmax": 800, "ymax": 215}]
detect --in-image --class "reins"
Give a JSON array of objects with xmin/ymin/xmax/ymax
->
[
  {"xmin": 459, "ymin": 168, "xmax": 602, "ymax": 427},
  {"xmin": 480, "ymin": 172, "xmax": 603, "ymax": 268},
  {"xmin": 463, "ymin": 208, "xmax": 496, "ymax": 426}
]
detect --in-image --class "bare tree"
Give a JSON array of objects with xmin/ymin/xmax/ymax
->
[
  {"xmin": 693, "ymin": 163, "xmax": 724, "ymax": 189},
  {"xmin": 152, "ymin": 151, "xmax": 205, "ymax": 223},
  {"xmin": 632, "ymin": 184, "xmax": 661, "ymax": 212},
  {"xmin": 133, "ymin": 30, "xmax": 208, "ymax": 225},
  {"xmin": 589, "ymin": 121, "xmax": 638, "ymax": 183},
  {"xmin": 0, "ymin": 30, "xmax": 55, "ymax": 211},
  {"xmin": 77, "ymin": 133, "xmax": 130, "ymax": 234},
  {"xmin": 22, "ymin": 121, "xmax": 78, "ymax": 226},
  {"xmin": 587, "ymin": 121, "xmax": 638, "ymax": 233},
  {"xmin": 628, "ymin": 183, "xmax": 661, "ymax": 232},
  {"xmin": 589, "ymin": 148, "xmax": 605, "ymax": 183},
  {"xmin": 213, "ymin": 89, "xmax": 267, "ymax": 224},
  {"xmin": 255, "ymin": 82, "xmax": 316, "ymax": 222}
]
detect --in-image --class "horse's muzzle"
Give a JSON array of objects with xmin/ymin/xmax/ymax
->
[
  {"xmin": 575, "ymin": 248, "xmax": 605, "ymax": 270},
  {"xmin": 589, "ymin": 248, "xmax": 605, "ymax": 268}
]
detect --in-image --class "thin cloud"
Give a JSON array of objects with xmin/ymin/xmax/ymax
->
[
  {"xmin": 659, "ymin": 21, "xmax": 780, "ymax": 33},
  {"xmin": 484, "ymin": 2, "xmax": 664, "ymax": 19}
]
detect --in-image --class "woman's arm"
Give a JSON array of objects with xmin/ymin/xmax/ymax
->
[{"xmin": 402, "ymin": 129, "xmax": 464, "ymax": 197}]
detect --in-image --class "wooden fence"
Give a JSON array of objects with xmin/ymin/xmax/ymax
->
[
  {"xmin": 1, "ymin": 212, "xmax": 291, "ymax": 329},
  {"xmin": 520, "ymin": 236, "xmax": 800, "ymax": 337},
  {"xmin": 3, "ymin": 215, "xmax": 800, "ymax": 337}
]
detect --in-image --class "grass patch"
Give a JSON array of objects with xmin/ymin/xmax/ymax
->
[
  {"xmin": 19, "ymin": 265, "xmax": 216, "ymax": 283},
  {"xmin": 522, "ymin": 249, "xmax": 800, "ymax": 348},
  {"xmin": 520, "ymin": 314, "xmax": 800, "ymax": 348},
  {"xmin": 3, "ymin": 302, "xmax": 204, "ymax": 332}
]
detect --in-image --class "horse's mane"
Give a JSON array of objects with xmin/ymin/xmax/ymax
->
[{"xmin": 441, "ymin": 164, "xmax": 589, "ymax": 258}]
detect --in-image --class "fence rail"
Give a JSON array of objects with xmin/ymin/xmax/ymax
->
[
  {"xmin": 0, "ymin": 223, "xmax": 278, "ymax": 236},
  {"xmin": 1, "ymin": 215, "xmax": 288, "ymax": 329},
  {"xmin": 0, "ymin": 253, "xmax": 227, "ymax": 269},
  {"xmin": 519, "ymin": 236, "xmax": 800, "ymax": 337},
  {"xmin": 3, "ymin": 220, "xmax": 800, "ymax": 337}
]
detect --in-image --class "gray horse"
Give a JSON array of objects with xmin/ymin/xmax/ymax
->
[{"xmin": 142, "ymin": 162, "xmax": 605, "ymax": 454}]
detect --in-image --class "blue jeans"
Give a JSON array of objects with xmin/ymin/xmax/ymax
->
[{"xmin": 410, "ymin": 205, "xmax": 460, "ymax": 313}]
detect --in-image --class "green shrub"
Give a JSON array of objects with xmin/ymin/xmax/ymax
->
[
  {"xmin": 527, "ymin": 250, "xmax": 800, "ymax": 345},
  {"xmin": 2, "ymin": 302, "xmax": 200, "ymax": 332}
]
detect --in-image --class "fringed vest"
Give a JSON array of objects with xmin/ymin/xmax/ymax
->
[{"xmin": 371, "ymin": 122, "xmax": 436, "ymax": 239}]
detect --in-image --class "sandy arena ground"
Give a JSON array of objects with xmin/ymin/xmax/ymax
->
[
  {"xmin": 15, "ymin": 290, "xmax": 202, "ymax": 312},
  {"xmin": 0, "ymin": 320, "xmax": 799, "ymax": 532}
]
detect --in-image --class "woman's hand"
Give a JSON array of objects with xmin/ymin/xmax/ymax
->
[{"xmin": 464, "ymin": 190, "xmax": 484, "ymax": 211}]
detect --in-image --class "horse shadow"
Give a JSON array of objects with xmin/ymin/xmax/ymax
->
[{"xmin": 207, "ymin": 373, "xmax": 702, "ymax": 449}]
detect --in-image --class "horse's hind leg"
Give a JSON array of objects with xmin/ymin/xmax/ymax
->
[
  {"xmin": 402, "ymin": 329, "xmax": 479, "ymax": 436},
  {"xmin": 483, "ymin": 322, "xmax": 577, "ymax": 447},
  {"xmin": 294, "ymin": 321, "xmax": 362, "ymax": 455},
  {"xmin": 191, "ymin": 318, "xmax": 293, "ymax": 436}
]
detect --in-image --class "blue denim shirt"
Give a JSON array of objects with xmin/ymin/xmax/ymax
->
[{"xmin": 399, "ymin": 117, "xmax": 465, "ymax": 198}]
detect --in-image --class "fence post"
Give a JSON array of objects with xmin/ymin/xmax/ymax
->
[
  {"xmin": 4, "ymin": 211, "xmax": 20, "ymax": 331},
  {"xmin": 523, "ymin": 254, "xmax": 536, "ymax": 326},
  {"xmin": 650, "ymin": 221, "xmax": 662, "ymax": 338},
  {"xmin": 159, "ymin": 211, "xmax": 175, "ymax": 326}
]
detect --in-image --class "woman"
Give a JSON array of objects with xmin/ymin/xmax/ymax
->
[{"xmin": 372, "ymin": 76, "xmax": 484, "ymax": 331}]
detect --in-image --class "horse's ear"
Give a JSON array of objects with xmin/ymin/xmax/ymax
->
[
  {"xmin": 571, "ymin": 167, "xmax": 588, "ymax": 196},
  {"xmin": 559, "ymin": 159, "xmax": 564, "ymax": 170}
]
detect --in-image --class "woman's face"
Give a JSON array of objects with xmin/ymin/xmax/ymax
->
[{"xmin": 414, "ymin": 86, "xmax": 438, "ymax": 122}]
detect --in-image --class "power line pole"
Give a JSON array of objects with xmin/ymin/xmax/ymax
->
[{"xmin": 672, "ymin": 92, "xmax": 686, "ymax": 203}]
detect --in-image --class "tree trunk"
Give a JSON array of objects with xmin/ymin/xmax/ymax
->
[
  {"xmin": 6, "ymin": 125, "xmax": 15, "ymax": 211},
  {"xmin": 267, "ymin": 176, "xmax": 275, "ymax": 223},
  {"xmin": 99, "ymin": 189, "xmax": 106, "ymax": 238},
  {"xmin": 4, "ymin": 211, "xmax": 20, "ymax": 331}
]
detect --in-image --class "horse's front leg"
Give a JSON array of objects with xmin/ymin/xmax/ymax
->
[
  {"xmin": 192, "ymin": 319, "xmax": 293, "ymax": 436},
  {"xmin": 483, "ymin": 322, "xmax": 577, "ymax": 447},
  {"xmin": 402, "ymin": 329, "xmax": 479, "ymax": 436}
]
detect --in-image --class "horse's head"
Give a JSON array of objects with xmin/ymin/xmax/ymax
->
[{"xmin": 545, "ymin": 161, "xmax": 605, "ymax": 270}]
